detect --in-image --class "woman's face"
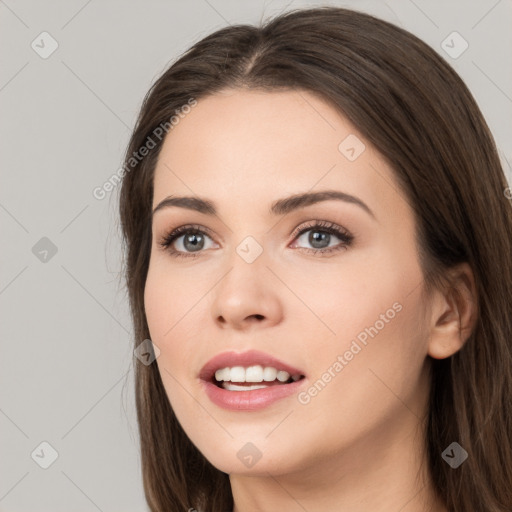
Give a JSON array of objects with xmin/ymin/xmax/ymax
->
[{"xmin": 144, "ymin": 88, "xmax": 433, "ymax": 477}]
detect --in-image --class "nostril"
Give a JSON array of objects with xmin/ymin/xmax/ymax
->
[{"xmin": 246, "ymin": 314, "xmax": 265, "ymax": 322}]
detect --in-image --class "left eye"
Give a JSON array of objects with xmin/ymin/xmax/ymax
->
[
  {"xmin": 294, "ymin": 229, "xmax": 344, "ymax": 250},
  {"xmin": 290, "ymin": 222, "xmax": 353, "ymax": 253}
]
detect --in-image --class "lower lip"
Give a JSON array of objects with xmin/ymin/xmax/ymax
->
[{"xmin": 201, "ymin": 379, "xmax": 306, "ymax": 411}]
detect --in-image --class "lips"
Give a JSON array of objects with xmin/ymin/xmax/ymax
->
[
  {"xmin": 199, "ymin": 349, "xmax": 306, "ymax": 383},
  {"xmin": 198, "ymin": 350, "xmax": 307, "ymax": 411}
]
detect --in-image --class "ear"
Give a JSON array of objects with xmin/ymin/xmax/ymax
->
[{"xmin": 427, "ymin": 262, "xmax": 478, "ymax": 360}]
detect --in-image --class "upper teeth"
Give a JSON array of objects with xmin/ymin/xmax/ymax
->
[{"xmin": 214, "ymin": 366, "xmax": 301, "ymax": 383}]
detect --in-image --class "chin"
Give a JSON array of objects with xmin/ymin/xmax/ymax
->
[{"xmin": 193, "ymin": 434, "xmax": 305, "ymax": 477}]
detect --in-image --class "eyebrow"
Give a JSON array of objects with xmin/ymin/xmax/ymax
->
[{"xmin": 152, "ymin": 190, "xmax": 375, "ymax": 220}]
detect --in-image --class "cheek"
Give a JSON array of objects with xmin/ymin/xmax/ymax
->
[
  {"xmin": 144, "ymin": 259, "xmax": 207, "ymax": 343},
  {"xmin": 279, "ymin": 253, "xmax": 405, "ymax": 353},
  {"xmin": 143, "ymin": 264, "xmax": 195, "ymax": 385},
  {"xmin": 143, "ymin": 260, "xmax": 216, "ymax": 404},
  {"xmin": 290, "ymin": 284, "xmax": 430, "ymax": 459},
  {"xmin": 144, "ymin": 268, "xmax": 196, "ymax": 416},
  {"xmin": 298, "ymin": 241, "xmax": 429, "ymax": 398}
]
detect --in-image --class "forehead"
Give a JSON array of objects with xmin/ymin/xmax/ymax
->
[
  {"xmin": 156, "ymin": 89, "xmax": 343, "ymax": 175},
  {"xmin": 151, "ymin": 89, "xmax": 402, "ymax": 219}
]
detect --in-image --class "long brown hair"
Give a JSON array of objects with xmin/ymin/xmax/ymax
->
[{"xmin": 118, "ymin": 6, "xmax": 512, "ymax": 511}]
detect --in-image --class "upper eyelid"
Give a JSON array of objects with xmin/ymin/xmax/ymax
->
[{"xmin": 160, "ymin": 220, "xmax": 348, "ymax": 236}]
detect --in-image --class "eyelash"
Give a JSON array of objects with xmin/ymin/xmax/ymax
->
[{"xmin": 157, "ymin": 220, "xmax": 354, "ymax": 259}]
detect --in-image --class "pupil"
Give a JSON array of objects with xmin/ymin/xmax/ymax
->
[
  {"xmin": 184, "ymin": 232, "xmax": 204, "ymax": 252},
  {"xmin": 309, "ymin": 231, "xmax": 329, "ymax": 249}
]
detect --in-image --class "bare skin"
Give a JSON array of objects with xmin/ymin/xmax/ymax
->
[{"xmin": 144, "ymin": 88, "xmax": 476, "ymax": 511}]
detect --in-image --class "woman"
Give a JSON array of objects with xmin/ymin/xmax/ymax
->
[{"xmin": 119, "ymin": 6, "xmax": 512, "ymax": 511}]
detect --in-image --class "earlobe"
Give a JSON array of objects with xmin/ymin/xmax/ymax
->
[{"xmin": 427, "ymin": 263, "xmax": 478, "ymax": 360}]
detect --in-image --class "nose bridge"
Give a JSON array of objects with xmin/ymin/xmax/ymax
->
[{"xmin": 211, "ymin": 236, "xmax": 282, "ymax": 328}]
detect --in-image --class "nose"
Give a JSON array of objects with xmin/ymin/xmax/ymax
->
[{"xmin": 211, "ymin": 253, "xmax": 284, "ymax": 331}]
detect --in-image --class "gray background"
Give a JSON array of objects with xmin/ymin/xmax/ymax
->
[{"xmin": 1, "ymin": 0, "xmax": 511, "ymax": 510}]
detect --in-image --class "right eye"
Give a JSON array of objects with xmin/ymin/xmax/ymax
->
[{"xmin": 158, "ymin": 224, "xmax": 218, "ymax": 258}]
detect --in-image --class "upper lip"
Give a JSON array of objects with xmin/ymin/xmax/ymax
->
[{"xmin": 199, "ymin": 349, "xmax": 306, "ymax": 382}]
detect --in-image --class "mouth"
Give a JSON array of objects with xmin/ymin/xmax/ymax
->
[
  {"xmin": 199, "ymin": 350, "xmax": 306, "ymax": 410},
  {"xmin": 211, "ymin": 365, "xmax": 305, "ymax": 391}
]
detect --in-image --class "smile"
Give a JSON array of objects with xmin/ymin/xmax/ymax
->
[
  {"xmin": 214, "ymin": 365, "xmax": 303, "ymax": 390},
  {"xmin": 199, "ymin": 350, "xmax": 307, "ymax": 410}
]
